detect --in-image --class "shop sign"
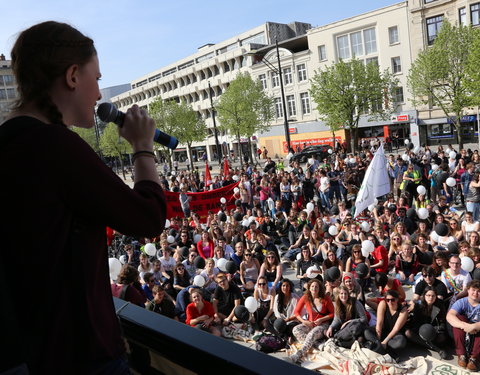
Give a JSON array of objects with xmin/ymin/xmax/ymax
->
[
  {"xmin": 391, "ymin": 114, "xmax": 410, "ymax": 122},
  {"xmin": 289, "ymin": 127, "xmax": 298, "ymax": 134},
  {"xmin": 282, "ymin": 137, "xmax": 342, "ymax": 153},
  {"xmin": 447, "ymin": 115, "xmax": 476, "ymax": 123}
]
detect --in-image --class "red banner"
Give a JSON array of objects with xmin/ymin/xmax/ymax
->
[
  {"xmin": 164, "ymin": 182, "xmax": 240, "ymax": 220},
  {"xmin": 282, "ymin": 137, "xmax": 342, "ymax": 153}
]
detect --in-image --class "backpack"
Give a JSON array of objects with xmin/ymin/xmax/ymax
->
[{"xmin": 255, "ymin": 334, "xmax": 287, "ymax": 353}]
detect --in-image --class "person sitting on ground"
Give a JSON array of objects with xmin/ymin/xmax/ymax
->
[
  {"xmin": 412, "ymin": 266, "xmax": 448, "ymax": 303},
  {"xmin": 447, "ymin": 280, "xmax": 480, "ymax": 371},
  {"xmin": 441, "ymin": 254, "xmax": 472, "ymax": 309},
  {"xmin": 366, "ymin": 272, "xmax": 406, "ymax": 312},
  {"xmin": 212, "ymin": 273, "xmax": 242, "ymax": 326},
  {"xmin": 111, "ymin": 264, "xmax": 147, "ymax": 307},
  {"xmin": 186, "ymin": 289, "xmax": 221, "ymax": 336},
  {"xmin": 271, "ymin": 279, "xmax": 300, "ymax": 338},
  {"xmin": 289, "ymin": 279, "xmax": 334, "ymax": 363},
  {"xmin": 146, "ymin": 285, "xmax": 177, "ymax": 321}
]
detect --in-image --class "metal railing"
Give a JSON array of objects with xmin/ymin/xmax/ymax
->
[{"xmin": 113, "ymin": 297, "xmax": 317, "ymax": 375}]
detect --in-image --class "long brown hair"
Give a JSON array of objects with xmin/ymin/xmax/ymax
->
[
  {"xmin": 305, "ymin": 279, "xmax": 325, "ymax": 305},
  {"xmin": 11, "ymin": 21, "xmax": 96, "ymax": 125},
  {"xmin": 335, "ymin": 286, "xmax": 356, "ymax": 321}
]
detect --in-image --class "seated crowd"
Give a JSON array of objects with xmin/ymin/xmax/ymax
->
[{"xmin": 111, "ymin": 143, "xmax": 480, "ymax": 371}]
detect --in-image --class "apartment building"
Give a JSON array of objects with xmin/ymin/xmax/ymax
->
[
  {"xmin": 409, "ymin": 0, "xmax": 480, "ymax": 146},
  {"xmin": 0, "ymin": 54, "xmax": 17, "ymax": 124},
  {"xmin": 110, "ymin": 22, "xmax": 311, "ymax": 161}
]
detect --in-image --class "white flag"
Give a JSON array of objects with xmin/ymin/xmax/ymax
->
[{"xmin": 354, "ymin": 143, "xmax": 391, "ymax": 217}]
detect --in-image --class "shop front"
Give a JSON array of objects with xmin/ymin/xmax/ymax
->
[{"xmin": 420, "ymin": 115, "xmax": 479, "ymax": 146}]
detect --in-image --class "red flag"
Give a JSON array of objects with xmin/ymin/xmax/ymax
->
[
  {"xmin": 205, "ymin": 162, "xmax": 212, "ymax": 187},
  {"xmin": 223, "ymin": 158, "xmax": 230, "ymax": 179}
]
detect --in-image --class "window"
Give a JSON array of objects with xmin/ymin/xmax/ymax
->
[
  {"xmin": 366, "ymin": 57, "xmax": 379, "ymax": 66},
  {"xmin": 300, "ymin": 92, "xmax": 311, "ymax": 114},
  {"xmin": 426, "ymin": 15, "xmax": 443, "ymax": 45},
  {"xmin": 471, "ymin": 3, "xmax": 480, "ymax": 26},
  {"xmin": 0, "ymin": 75, "xmax": 13, "ymax": 85},
  {"xmin": 350, "ymin": 31, "xmax": 364, "ymax": 56},
  {"xmin": 318, "ymin": 45, "xmax": 327, "ymax": 61},
  {"xmin": 388, "ymin": 26, "xmax": 399, "ymax": 45},
  {"xmin": 337, "ymin": 35, "xmax": 350, "ymax": 59},
  {"xmin": 274, "ymin": 97, "xmax": 283, "ymax": 118},
  {"xmin": 459, "ymin": 7, "xmax": 467, "ymax": 26},
  {"xmin": 258, "ymin": 74, "xmax": 267, "ymax": 90},
  {"xmin": 271, "ymin": 72, "xmax": 280, "ymax": 88},
  {"xmin": 6, "ymin": 88, "xmax": 16, "ymax": 99},
  {"xmin": 297, "ymin": 64, "xmax": 307, "ymax": 82},
  {"xmin": 363, "ymin": 28, "xmax": 377, "ymax": 54},
  {"xmin": 393, "ymin": 87, "xmax": 404, "ymax": 103},
  {"xmin": 0, "ymin": 89, "xmax": 6, "ymax": 100},
  {"xmin": 425, "ymin": 0, "xmax": 438, "ymax": 3},
  {"xmin": 286, "ymin": 95, "xmax": 296, "ymax": 117},
  {"xmin": 283, "ymin": 67, "xmax": 292, "ymax": 85},
  {"xmin": 391, "ymin": 57, "xmax": 402, "ymax": 74}
]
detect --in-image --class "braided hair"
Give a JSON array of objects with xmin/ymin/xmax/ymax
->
[{"xmin": 11, "ymin": 21, "xmax": 96, "ymax": 125}]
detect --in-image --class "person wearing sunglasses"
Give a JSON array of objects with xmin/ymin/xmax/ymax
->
[
  {"xmin": 258, "ymin": 251, "xmax": 283, "ymax": 292},
  {"xmin": 412, "ymin": 266, "xmax": 448, "ymax": 303},
  {"xmin": 364, "ymin": 290, "xmax": 408, "ymax": 359},
  {"xmin": 441, "ymin": 254, "xmax": 472, "ymax": 309},
  {"xmin": 239, "ymin": 251, "xmax": 260, "ymax": 292},
  {"xmin": 253, "ymin": 276, "xmax": 274, "ymax": 330}
]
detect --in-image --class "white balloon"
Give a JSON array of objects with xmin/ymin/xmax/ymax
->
[
  {"xmin": 109, "ymin": 258, "xmax": 122, "ymax": 279},
  {"xmin": 401, "ymin": 154, "xmax": 409, "ymax": 161},
  {"xmin": 165, "ymin": 219, "xmax": 171, "ymax": 228},
  {"xmin": 361, "ymin": 240, "xmax": 375, "ymax": 253},
  {"xmin": 349, "ymin": 158, "xmax": 356, "ymax": 164},
  {"xmin": 413, "ymin": 146, "xmax": 420, "ymax": 154},
  {"xmin": 431, "ymin": 164, "xmax": 439, "ymax": 171},
  {"xmin": 217, "ymin": 258, "xmax": 228, "ymax": 272},
  {"xmin": 234, "ymin": 187, "xmax": 240, "ymax": 194},
  {"xmin": 220, "ymin": 197, "xmax": 226, "ymax": 204},
  {"xmin": 328, "ymin": 149, "xmax": 333, "ymax": 154},
  {"xmin": 296, "ymin": 252, "xmax": 302, "ymax": 260},
  {"xmin": 119, "ymin": 255, "xmax": 127, "ymax": 265},
  {"xmin": 417, "ymin": 207, "xmax": 429, "ymax": 220},
  {"xmin": 306, "ymin": 266, "xmax": 317, "ymax": 278},
  {"xmin": 232, "ymin": 175, "xmax": 239, "ymax": 181},
  {"xmin": 286, "ymin": 152, "xmax": 294, "ymax": 161},
  {"xmin": 446, "ymin": 177, "xmax": 456, "ymax": 187},
  {"xmin": 404, "ymin": 139, "xmax": 410, "ymax": 145},
  {"xmin": 193, "ymin": 234, "xmax": 202, "ymax": 244},
  {"xmin": 193, "ymin": 275, "xmax": 206, "ymax": 287},
  {"xmin": 446, "ymin": 148, "xmax": 452, "ymax": 155},
  {"xmin": 306, "ymin": 202, "xmax": 314, "ymax": 212},
  {"xmin": 245, "ymin": 296, "xmax": 258, "ymax": 313},
  {"xmin": 328, "ymin": 226, "xmax": 338, "ymax": 236},
  {"xmin": 267, "ymin": 197, "xmax": 275, "ymax": 210},
  {"xmin": 167, "ymin": 235, "xmax": 175, "ymax": 244},
  {"xmin": 417, "ymin": 185, "xmax": 427, "ymax": 195},
  {"xmin": 361, "ymin": 246, "xmax": 370, "ymax": 258},
  {"xmin": 461, "ymin": 257, "xmax": 475, "ymax": 273},
  {"xmin": 241, "ymin": 219, "xmax": 249, "ymax": 227},
  {"xmin": 360, "ymin": 222, "xmax": 371, "ymax": 232},
  {"xmin": 171, "ymin": 171, "xmax": 176, "ymax": 176},
  {"xmin": 308, "ymin": 158, "xmax": 314, "ymax": 165},
  {"xmin": 449, "ymin": 151, "xmax": 457, "ymax": 159},
  {"xmin": 368, "ymin": 204, "xmax": 375, "ymax": 212},
  {"xmin": 144, "ymin": 243, "xmax": 157, "ymax": 256},
  {"xmin": 430, "ymin": 231, "xmax": 439, "ymax": 243}
]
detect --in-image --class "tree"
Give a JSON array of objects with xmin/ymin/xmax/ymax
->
[
  {"xmin": 99, "ymin": 122, "xmax": 132, "ymax": 180},
  {"xmin": 216, "ymin": 72, "xmax": 275, "ymax": 163},
  {"xmin": 408, "ymin": 21, "xmax": 479, "ymax": 149},
  {"xmin": 71, "ymin": 126, "xmax": 100, "ymax": 153},
  {"xmin": 310, "ymin": 57, "xmax": 398, "ymax": 153},
  {"xmin": 148, "ymin": 99, "xmax": 207, "ymax": 170}
]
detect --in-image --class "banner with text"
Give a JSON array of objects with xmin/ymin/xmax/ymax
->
[
  {"xmin": 164, "ymin": 182, "xmax": 240, "ymax": 220},
  {"xmin": 282, "ymin": 137, "xmax": 342, "ymax": 153}
]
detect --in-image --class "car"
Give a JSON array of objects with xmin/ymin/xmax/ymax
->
[{"xmin": 290, "ymin": 145, "xmax": 333, "ymax": 163}]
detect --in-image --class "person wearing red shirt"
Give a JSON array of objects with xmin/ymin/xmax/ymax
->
[
  {"xmin": 368, "ymin": 233, "xmax": 389, "ymax": 274},
  {"xmin": 289, "ymin": 279, "xmax": 334, "ymax": 363},
  {"xmin": 366, "ymin": 272, "xmax": 406, "ymax": 312},
  {"xmin": 197, "ymin": 231, "xmax": 214, "ymax": 259},
  {"xmin": 185, "ymin": 289, "xmax": 221, "ymax": 336}
]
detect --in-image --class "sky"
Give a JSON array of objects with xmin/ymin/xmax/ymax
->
[{"xmin": 1, "ymin": 0, "xmax": 395, "ymax": 89}]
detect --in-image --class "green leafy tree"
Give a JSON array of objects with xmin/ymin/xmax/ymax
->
[
  {"xmin": 148, "ymin": 99, "xmax": 207, "ymax": 170},
  {"xmin": 310, "ymin": 57, "xmax": 398, "ymax": 152},
  {"xmin": 465, "ymin": 27, "xmax": 480, "ymax": 115},
  {"xmin": 408, "ymin": 21, "xmax": 479, "ymax": 149},
  {"xmin": 71, "ymin": 126, "xmax": 100, "ymax": 153},
  {"xmin": 216, "ymin": 72, "xmax": 275, "ymax": 162},
  {"xmin": 99, "ymin": 122, "xmax": 132, "ymax": 180}
]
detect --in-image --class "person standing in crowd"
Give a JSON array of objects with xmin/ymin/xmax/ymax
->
[{"xmin": 0, "ymin": 21, "xmax": 168, "ymax": 374}]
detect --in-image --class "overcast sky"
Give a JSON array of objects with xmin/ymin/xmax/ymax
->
[{"xmin": 1, "ymin": 0, "xmax": 393, "ymax": 89}]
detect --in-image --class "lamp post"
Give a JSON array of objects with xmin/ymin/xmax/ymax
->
[
  {"xmin": 208, "ymin": 81, "xmax": 222, "ymax": 164},
  {"xmin": 247, "ymin": 41, "xmax": 291, "ymax": 153}
]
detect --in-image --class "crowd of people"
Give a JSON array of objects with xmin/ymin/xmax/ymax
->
[{"xmin": 112, "ymin": 141, "xmax": 480, "ymax": 371}]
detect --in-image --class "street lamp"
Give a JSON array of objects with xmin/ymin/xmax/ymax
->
[
  {"xmin": 247, "ymin": 40, "xmax": 291, "ymax": 153},
  {"xmin": 208, "ymin": 81, "xmax": 222, "ymax": 164}
]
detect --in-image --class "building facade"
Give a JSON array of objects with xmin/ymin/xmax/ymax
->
[
  {"xmin": 409, "ymin": 0, "xmax": 480, "ymax": 146},
  {"xmin": 0, "ymin": 54, "xmax": 17, "ymax": 125}
]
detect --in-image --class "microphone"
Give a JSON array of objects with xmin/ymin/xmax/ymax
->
[{"xmin": 96, "ymin": 102, "xmax": 179, "ymax": 150}]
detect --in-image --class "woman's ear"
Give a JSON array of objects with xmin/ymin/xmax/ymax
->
[{"xmin": 65, "ymin": 64, "xmax": 80, "ymax": 90}]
